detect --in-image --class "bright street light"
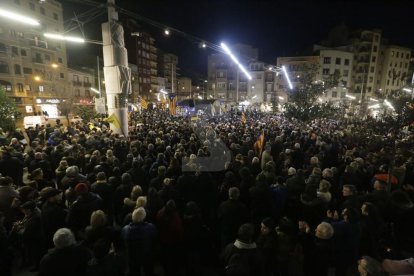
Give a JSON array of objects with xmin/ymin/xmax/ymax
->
[
  {"xmin": 220, "ymin": 42, "xmax": 252, "ymax": 80},
  {"xmin": 44, "ymin": 33, "xmax": 86, "ymax": 43},
  {"xmin": 369, "ymin": 97, "xmax": 378, "ymax": 102},
  {"xmin": 160, "ymin": 89, "xmax": 168, "ymax": 95},
  {"xmin": 281, "ymin": 66, "xmax": 293, "ymax": 90},
  {"xmin": 384, "ymin": 99, "xmax": 395, "ymax": 110},
  {"xmin": 91, "ymin": 88, "xmax": 100, "ymax": 94},
  {"xmin": 278, "ymin": 96, "xmax": 284, "ymax": 100},
  {"xmin": 0, "ymin": 8, "xmax": 40, "ymax": 26},
  {"xmin": 346, "ymin": 94, "xmax": 356, "ymax": 100},
  {"xmin": 368, "ymin": 104, "xmax": 380, "ymax": 109},
  {"xmin": 164, "ymin": 29, "xmax": 170, "ymax": 35},
  {"xmin": 198, "ymin": 96, "xmax": 202, "ymax": 100}
]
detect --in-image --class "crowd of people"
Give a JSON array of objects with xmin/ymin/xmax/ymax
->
[{"xmin": 0, "ymin": 109, "xmax": 414, "ymax": 276}]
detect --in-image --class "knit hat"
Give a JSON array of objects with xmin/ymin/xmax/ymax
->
[{"xmin": 74, "ymin": 183, "xmax": 88, "ymax": 194}]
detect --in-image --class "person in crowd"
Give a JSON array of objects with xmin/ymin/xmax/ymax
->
[
  {"xmin": 40, "ymin": 188, "xmax": 67, "ymax": 249},
  {"xmin": 84, "ymin": 210, "xmax": 115, "ymax": 249},
  {"xmin": 256, "ymin": 217, "xmax": 278, "ymax": 276},
  {"xmin": 218, "ymin": 187, "xmax": 248, "ymax": 248},
  {"xmin": 66, "ymin": 183, "xmax": 102, "ymax": 235},
  {"xmin": 222, "ymin": 223, "xmax": 265, "ymax": 276},
  {"xmin": 39, "ymin": 228, "xmax": 92, "ymax": 276},
  {"xmin": 122, "ymin": 207, "xmax": 158, "ymax": 276},
  {"xmin": 298, "ymin": 221, "xmax": 335, "ymax": 276}
]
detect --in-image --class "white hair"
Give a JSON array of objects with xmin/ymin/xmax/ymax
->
[
  {"xmin": 132, "ymin": 207, "xmax": 146, "ymax": 223},
  {"xmin": 53, "ymin": 228, "xmax": 76, "ymax": 248}
]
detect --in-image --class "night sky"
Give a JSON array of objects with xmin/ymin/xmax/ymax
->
[{"xmin": 62, "ymin": 0, "xmax": 414, "ymax": 78}]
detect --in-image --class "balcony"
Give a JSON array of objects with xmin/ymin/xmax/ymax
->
[
  {"xmin": 83, "ymin": 82, "xmax": 92, "ymax": 88},
  {"xmin": 72, "ymin": 81, "xmax": 82, "ymax": 86},
  {"xmin": 32, "ymin": 58, "xmax": 44, "ymax": 64}
]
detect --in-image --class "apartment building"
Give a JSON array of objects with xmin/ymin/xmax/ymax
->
[
  {"xmin": 67, "ymin": 68, "xmax": 95, "ymax": 108},
  {"xmin": 158, "ymin": 51, "xmax": 178, "ymax": 98},
  {"xmin": 275, "ymin": 56, "xmax": 320, "ymax": 102},
  {"xmin": 177, "ymin": 77, "xmax": 192, "ymax": 100},
  {"xmin": 314, "ymin": 45, "xmax": 354, "ymax": 102},
  {"xmin": 0, "ymin": 0, "xmax": 69, "ymax": 117},
  {"xmin": 351, "ymin": 29, "xmax": 382, "ymax": 100},
  {"xmin": 377, "ymin": 46, "xmax": 411, "ymax": 95},
  {"xmin": 207, "ymin": 43, "xmax": 259, "ymax": 102}
]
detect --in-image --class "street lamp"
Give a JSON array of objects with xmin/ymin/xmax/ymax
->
[{"xmin": 0, "ymin": 7, "xmax": 40, "ymax": 26}]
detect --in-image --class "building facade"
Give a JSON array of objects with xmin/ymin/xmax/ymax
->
[
  {"xmin": 0, "ymin": 0, "xmax": 69, "ymax": 117},
  {"xmin": 207, "ymin": 43, "xmax": 260, "ymax": 102},
  {"xmin": 314, "ymin": 46, "xmax": 354, "ymax": 102},
  {"xmin": 158, "ymin": 51, "xmax": 178, "ymax": 98},
  {"xmin": 275, "ymin": 56, "xmax": 320, "ymax": 102},
  {"xmin": 350, "ymin": 29, "xmax": 382, "ymax": 100},
  {"xmin": 67, "ymin": 68, "xmax": 95, "ymax": 109},
  {"xmin": 377, "ymin": 45, "xmax": 411, "ymax": 95},
  {"xmin": 177, "ymin": 77, "xmax": 192, "ymax": 100}
]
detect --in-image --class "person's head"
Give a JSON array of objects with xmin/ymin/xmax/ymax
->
[
  {"xmin": 135, "ymin": 196, "xmax": 147, "ymax": 208},
  {"xmin": 237, "ymin": 223, "xmax": 255, "ymax": 243},
  {"xmin": 130, "ymin": 185, "xmax": 143, "ymax": 200},
  {"xmin": 74, "ymin": 183, "xmax": 89, "ymax": 195},
  {"xmin": 158, "ymin": 166, "xmax": 166, "ymax": 176},
  {"xmin": 261, "ymin": 217, "xmax": 275, "ymax": 236},
  {"xmin": 53, "ymin": 228, "xmax": 76, "ymax": 249},
  {"xmin": 373, "ymin": 180, "xmax": 386, "ymax": 191},
  {"xmin": 21, "ymin": 200, "xmax": 36, "ymax": 216},
  {"xmin": 132, "ymin": 207, "xmax": 146, "ymax": 223},
  {"xmin": 322, "ymin": 168, "xmax": 333, "ymax": 178},
  {"xmin": 288, "ymin": 167, "xmax": 296, "ymax": 176},
  {"xmin": 342, "ymin": 184, "xmax": 356, "ymax": 197},
  {"xmin": 315, "ymin": 222, "xmax": 334, "ymax": 239},
  {"xmin": 361, "ymin": 202, "xmax": 378, "ymax": 217},
  {"xmin": 310, "ymin": 156, "xmax": 319, "ymax": 166},
  {"xmin": 122, "ymin": 172, "xmax": 132, "ymax": 185},
  {"xmin": 96, "ymin": 172, "xmax": 106, "ymax": 182},
  {"xmin": 90, "ymin": 210, "xmax": 107, "ymax": 228},
  {"xmin": 42, "ymin": 187, "xmax": 62, "ymax": 203},
  {"xmin": 228, "ymin": 187, "xmax": 240, "ymax": 200},
  {"xmin": 319, "ymin": 180, "xmax": 331, "ymax": 193},
  {"xmin": 342, "ymin": 207, "xmax": 360, "ymax": 223},
  {"xmin": 358, "ymin": 256, "xmax": 384, "ymax": 276},
  {"xmin": 66, "ymin": 166, "xmax": 79, "ymax": 177}
]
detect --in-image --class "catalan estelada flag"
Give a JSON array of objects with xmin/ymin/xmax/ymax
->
[
  {"xmin": 169, "ymin": 96, "xmax": 177, "ymax": 115},
  {"xmin": 141, "ymin": 98, "xmax": 148, "ymax": 109},
  {"xmin": 241, "ymin": 112, "xmax": 247, "ymax": 124},
  {"xmin": 254, "ymin": 130, "xmax": 265, "ymax": 156}
]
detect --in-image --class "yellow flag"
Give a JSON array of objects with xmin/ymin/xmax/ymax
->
[
  {"xmin": 141, "ymin": 98, "xmax": 148, "ymax": 109},
  {"xmin": 241, "ymin": 112, "xmax": 247, "ymax": 124},
  {"xmin": 105, "ymin": 113, "xmax": 121, "ymax": 129}
]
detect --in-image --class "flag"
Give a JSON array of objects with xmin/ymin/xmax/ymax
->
[
  {"xmin": 169, "ymin": 95, "xmax": 177, "ymax": 115},
  {"xmin": 241, "ymin": 112, "xmax": 247, "ymax": 124},
  {"xmin": 141, "ymin": 98, "xmax": 148, "ymax": 109},
  {"xmin": 254, "ymin": 130, "xmax": 265, "ymax": 156},
  {"xmin": 105, "ymin": 113, "xmax": 121, "ymax": 129}
]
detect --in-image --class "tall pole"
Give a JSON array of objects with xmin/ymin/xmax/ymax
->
[
  {"xmin": 102, "ymin": 0, "xmax": 131, "ymax": 135},
  {"xmin": 97, "ymin": 56, "xmax": 101, "ymax": 98},
  {"xmin": 236, "ymin": 68, "xmax": 239, "ymax": 103},
  {"xmin": 171, "ymin": 63, "xmax": 174, "ymax": 94}
]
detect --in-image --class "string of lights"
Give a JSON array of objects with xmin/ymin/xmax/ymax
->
[{"xmin": 64, "ymin": 0, "xmax": 286, "ymax": 78}]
